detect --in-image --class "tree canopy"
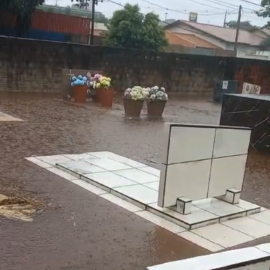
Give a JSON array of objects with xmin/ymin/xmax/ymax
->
[
  {"xmin": 226, "ymin": 20, "xmax": 258, "ymax": 31},
  {"xmin": 0, "ymin": 0, "xmax": 44, "ymax": 36},
  {"xmin": 257, "ymin": 0, "xmax": 270, "ymax": 28},
  {"xmin": 103, "ymin": 4, "xmax": 168, "ymax": 51}
]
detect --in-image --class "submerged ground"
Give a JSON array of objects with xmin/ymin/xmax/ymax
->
[{"xmin": 0, "ymin": 93, "xmax": 269, "ymax": 270}]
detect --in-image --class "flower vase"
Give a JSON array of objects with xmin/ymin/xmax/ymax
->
[
  {"xmin": 74, "ymin": 85, "xmax": 88, "ymax": 103},
  {"xmin": 123, "ymin": 98, "xmax": 144, "ymax": 117},
  {"xmin": 147, "ymin": 100, "xmax": 167, "ymax": 118},
  {"xmin": 101, "ymin": 88, "xmax": 114, "ymax": 108}
]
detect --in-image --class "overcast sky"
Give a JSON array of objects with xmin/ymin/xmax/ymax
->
[{"xmin": 44, "ymin": 0, "xmax": 268, "ymax": 27}]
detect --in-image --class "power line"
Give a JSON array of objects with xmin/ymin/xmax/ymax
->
[
  {"xmin": 196, "ymin": 0, "xmax": 256, "ymax": 12},
  {"xmin": 240, "ymin": 0, "xmax": 261, "ymax": 6},
  {"xmin": 140, "ymin": 0, "xmax": 236, "ymax": 16},
  {"xmin": 107, "ymin": 0, "xmax": 241, "ymax": 40}
]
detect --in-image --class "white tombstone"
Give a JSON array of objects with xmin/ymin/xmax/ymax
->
[{"xmin": 158, "ymin": 123, "xmax": 251, "ymax": 214}]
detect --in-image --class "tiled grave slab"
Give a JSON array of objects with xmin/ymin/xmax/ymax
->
[
  {"xmin": 191, "ymin": 223, "xmax": 254, "ymax": 248},
  {"xmin": 136, "ymin": 210, "xmax": 186, "ymax": 233},
  {"xmin": 87, "ymin": 158, "xmax": 131, "ymax": 171},
  {"xmin": 178, "ymin": 231, "xmax": 224, "ymax": 252},
  {"xmin": 143, "ymin": 182, "xmax": 159, "ymax": 191},
  {"xmin": 194, "ymin": 198, "xmax": 246, "ymax": 221},
  {"xmin": 63, "ymin": 153, "xmax": 97, "ymax": 160},
  {"xmin": 26, "ymin": 151, "xmax": 269, "ymax": 252},
  {"xmin": 101, "ymin": 193, "xmax": 142, "ymax": 212},
  {"xmin": 87, "ymin": 151, "xmax": 147, "ymax": 168},
  {"xmin": 208, "ymin": 155, "xmax": 247, "ymax": 198},
  {"xmin": 36, "ymin": 155, "xmax": 71, "ymax": 165},
  {"xmin": 223, "ymin": 217, "xmax": 270, "ymax": 238},
  {"xmin": 237, "ymin": 200, "xmax": 261, "ymax": 215},
  {"xmin": 25, "ymin": 157, "xmax": 53, "ymax": 168},
  {"xmin": 159, "ymin": 160, "xmax": 211, "ymax": 207},
  {"xmin": 163, "ymin": 125, "xmax": 216, "ymax": 164},
  {"xmin": 112, "ymin": 185, "xmax": 158, "ymax": 207},
  {"xmin": 138, "ymin": 167, "xmax": 160, "ymax": 176},
  {"xmin": 108, "ymin": 155, "xmax": 146, "ymax": 168},
  {"xmin": 85, "ymin": 151, "xmax": 113, "ymax": 158},
  {"xmin": 47, "ymin": 167, "xmax": 79, "ymax": 181},
  {"xmin": 72, "ymin": 179, "xmax": 108, "ymax": 195},
  {"xmin": 148, "ymin": 203, "xmax": 219, "ymax": 230},
  {"xmin": 82, "ymin": 171, "xmax": 137, "ymax": 189},
  {"xmin": 249, "ymin": 211, "xmax": 270, "ymax": 225},
  {"xmin": 114, "ymin": 168, "xmax": 159, "ymax": 184},
  {"xmin": 56, "ymin": 160, "xmax": 105, "ymax": 176}
]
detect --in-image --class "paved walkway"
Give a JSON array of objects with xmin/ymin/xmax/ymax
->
[{"xmin": 0, "ymin": 93, "xmax": 269, "ymax": 269}]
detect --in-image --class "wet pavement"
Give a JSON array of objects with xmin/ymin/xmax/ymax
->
[{"xmin": 0, "ymin": 93, "xmax": 269, "ymax": 270}]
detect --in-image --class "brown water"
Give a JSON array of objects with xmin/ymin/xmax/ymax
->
[{"xmin": 0, "ymin": 92, "xmax": 269, "ymax": 270}]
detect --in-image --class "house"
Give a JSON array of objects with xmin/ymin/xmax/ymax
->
[
  {"xmin": 164, "ymin": 20, "xmax": 265, "ymax": 53},
  {"xmin": 165, "ymin": 31, "xmax": 221, "ymax": 49}
]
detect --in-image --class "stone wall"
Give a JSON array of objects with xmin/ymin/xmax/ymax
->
[{"xmin": 0, "ymin": 36, "xmax": 269, "ymax": 95}]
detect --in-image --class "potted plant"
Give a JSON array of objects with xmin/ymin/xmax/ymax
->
[
  {"xmin": 95, "ymin": 76, "xmax": 113, "ymax": 108},
  {"xmin": 146, "ymin": 86, "xmax": 168, "ymax": 117},
  {"xmin": 71, "ymin": 75, "xmax": 88, "ymax": 103},
  {"xmin": 91, "ymin": 73, "xmax": 102, "ymax": 103},
  {"xmin": 123, "ymin": 86, "xmax": 149, "ymax": 117}
]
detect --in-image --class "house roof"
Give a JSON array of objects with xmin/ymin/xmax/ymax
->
[
  {"xmin": 165, "ymin": 31, "xmax": 220, "ymax": 49},
  {"xmin": 164, "ymin": 20, "xmax": 264, "ymax": 46},
  {"xmin": 91, "ymin": 23, "xmax": 107, "ymax": 36},
  {"xmin": 262, "ymin": 28, "xmax": 270, "ymax": 36}
]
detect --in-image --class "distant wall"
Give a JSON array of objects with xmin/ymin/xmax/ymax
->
[{"xmin": 0, "ymin": 36, "xmax": 269, "ymax": 95}]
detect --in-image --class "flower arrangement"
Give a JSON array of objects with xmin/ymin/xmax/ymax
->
[
  {"xmin": 147, "ymin": 86, "xmax": 168, "ymax": 101},
  {"xmin": 91, "ymin": 74, "xmax": 111, "ymax": 89},
  {"xmin": 124, "ymin": 86, "xmax": 149, "ymax": 101},
  {"xmin": 70, "ymin": 75, "xmax": 88, "ymax": 86}
]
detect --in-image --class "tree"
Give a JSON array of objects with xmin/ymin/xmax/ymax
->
[
  {"xmin": 226, "ymin": 20, "xmax": 258, "ymax": 31},
  {"xmin": 71, "ymin": 0, "xmax": 90, "ymax": 10},
  {"xmin": 0, "ymin": 0, "xmax": 44, "ymax": 36},
  {"xmin": 257, "ymin": 0, "xmax": 270, "ymax": 28},
  {"xmin": 103, "ymin": 4, "xmax": 168, "ymax": 51}
]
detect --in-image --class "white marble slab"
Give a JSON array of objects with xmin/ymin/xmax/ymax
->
[
  {"xmin": 56, "ymin": 160, "xmax": 105, "ymax": 175},
  {"xmin": 114, "ymin": 168, "xmax": 159, "ymax": 184},
  {"xmin": 82, "ymin": 171, "xmax": 137, "ymax": 188},
  {"xmin": 26, "ymin": 151, "xmax": 270, "ymax": 253}
]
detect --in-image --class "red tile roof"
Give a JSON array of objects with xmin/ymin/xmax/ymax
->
[
  {"xmin": 165, "ymin": 31, "xmax": 221, "ymax": 49},
  {"xmin": 165, "ymin": 20, "xmax": 264, "ymax": 46}
]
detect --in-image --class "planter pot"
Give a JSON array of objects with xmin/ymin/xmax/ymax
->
[
  {"xmin": 147, "ymin": 100, "xmax": 167, "ymax": 117},
  {"xmin": 101, "ymin": 88, "xmax": 114, "ymax": 108},
  {"xmin": 74, "ymin": 85, "xmax": 87, "ymax": 103},
  {"xmin": 92, "ymin": 88, "xmax": 101, "ymax": 103},
  {"xmin": 123, "ymin": 98, "xmax": 144, "ymax": 117}
]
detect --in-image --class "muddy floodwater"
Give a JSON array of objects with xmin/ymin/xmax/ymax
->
[{"xmin": 0, "ymin": 93, "xmax": 269, "ymax": 270}]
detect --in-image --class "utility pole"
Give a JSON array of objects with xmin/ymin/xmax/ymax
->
[
  {"xmin": 90, "ymin": 0, "xmax": 96, "ymax": 45},
  {"xmin": 234, "ymin": 5, "xmax": 242, "ymax": 56},
  {"xmin": 89, "ymin": 0, "xmax": 103, "ymax": 45},
  {"xmin": 71, "ymin": 0, "xmax": 103, "ymax": 45},
  {"xmin": 223, "ymin": 10, "xmax": 227, "ymax": 27}
]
